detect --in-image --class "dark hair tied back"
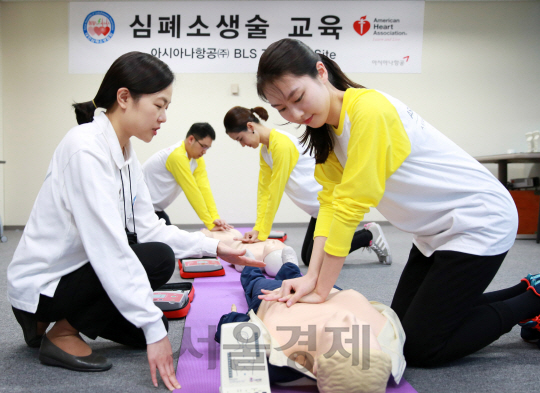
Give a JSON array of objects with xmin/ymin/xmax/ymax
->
[
  {"xmin": 224, "ymin": 106, "xmax": 268, "ymax": 134},
  {"xmin": 73, "ymin": 101, "xmax": 97, "ymax": 126},
  {"xmin": 256, "ymin": 39, "xmax": 365, "ymax": 163},
  {"xmin": 72, "ymin": 51, "xmax": 174, "ymax": 125},
  {"xmin": 251, "ymin": 107, "xmax": 269, "ymax": 122}
]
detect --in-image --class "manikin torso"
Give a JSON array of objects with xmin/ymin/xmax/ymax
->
[
  {"xmin": 202, "ymin": 229, "xmax": 387, "ymax": 376},
  {"xmin": 256, "ymin": 289, "xmax": 386, "ymax": 374},
  {"xmin": 200, "ymin": 228, "xmax": 285, "ymax": 260}
]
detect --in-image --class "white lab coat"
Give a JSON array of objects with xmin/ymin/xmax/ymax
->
[{"xmin": 7, "ymin": 112, "xmax": 219, "ymax": 344}]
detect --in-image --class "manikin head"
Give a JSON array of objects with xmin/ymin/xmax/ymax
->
[
  {"xmin": 238, "ymin": 241, "xmax": 296, "ymax": 277},
  {"xmin": 261, "ymin": 249, "xmax": 284, "ymax": 277},
  {"xmin": 315, "ymin": 311, "xmax": 392, "ymax": 393},
  {"xmin": 316, "ymin": 348, "xmax": 392, "ymax": 393},
  {"xmin": 224, "ymin": 106, "xmax": 269, "ymax": 149},
  {"xmin": 185, "ymin": 122, "xmax": 215, "ymax": 159}
]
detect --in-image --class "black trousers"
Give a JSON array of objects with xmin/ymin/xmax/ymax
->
[
  {"xmin": 34, "ymin": 242, "xmax": 175, "ymax": 348},
  {"xmin": 155, "ymin": 210, "xmax": 172, "ymax": 226},
  {"xmin": 391, "ymin": 244, "xmax": 540, "ymax": 367},
  {"xmin": 300, "ymin": 216, "xmax": 373, "ymax": 265}
]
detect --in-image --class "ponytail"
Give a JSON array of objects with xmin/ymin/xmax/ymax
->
[
  {"xmin": 251, "ymin": 107, "xmax": 269, "ymax": 121},
  {"xmin": 72, "ymin": 100, "xmax": 97, "ymax": 125},
  {"xmin": 257, "ymin": 39, "xmax": 365, "ymax": 163},
  {"xmin": 72, "ymin": 51, "xmax": 174, "ymax": 125},
  {"xmin": 224, "ymin": 106, "xmax": 269, "ymax": 134}
]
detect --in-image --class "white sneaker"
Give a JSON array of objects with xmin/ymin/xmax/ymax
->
[
  {"xmin": 234, "ymin": 249, "xmax": 255, "ymax": 273},
  {"xmin": 364, "ymin": 223, "xmax": 392, "ymax": 265},
  {"xmin": 281, "ymin": 246, "xmax": 299, "ymax": 266}
]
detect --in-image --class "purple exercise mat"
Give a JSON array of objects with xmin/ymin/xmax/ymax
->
[{"xmin": 175, "ymin": 228, "xmax": 416, "ymax": 393}]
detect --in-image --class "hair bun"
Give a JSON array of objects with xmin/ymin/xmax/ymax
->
[{"xmin": 252, "ymin": 106, "xmax": 269, "ymax": 122}]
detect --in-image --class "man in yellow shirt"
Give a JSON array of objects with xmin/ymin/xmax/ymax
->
[{"xmin": 143, "ymin": 123, "xmax": 231, "ymax": 230}]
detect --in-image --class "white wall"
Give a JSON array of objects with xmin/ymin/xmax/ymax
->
[
  {"xmin": 0, "ymin": 6, "xmax": 3, "ymax": 228},
  {"xmin": 2, "ymin": 1, "xmax": 540, "ymax": 226}
]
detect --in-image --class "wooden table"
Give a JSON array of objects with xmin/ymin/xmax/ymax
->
[
  {"xmin": 475, "ymin": 153, "xmax": 540, "ymax": 184},
  {"xmin": 476, "ymin": 153, "xmax": 540, "ymax": 242}
]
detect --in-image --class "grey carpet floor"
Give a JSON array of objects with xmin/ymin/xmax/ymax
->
[{"xmin": 1, "ymin": 223, "xmax": 539, "ymax": 392}]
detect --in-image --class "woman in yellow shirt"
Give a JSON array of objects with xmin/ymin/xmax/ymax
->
[
  {"xmin": 223, "ymin": 105, "xmax": 392, "ymax": 265},
  {"xmin": 254, "ymin": 38, "xmax": 540, "ymax": 367}
]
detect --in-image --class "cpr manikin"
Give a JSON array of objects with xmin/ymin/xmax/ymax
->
[
  {"xmin": 256, "ymin": 288, "xmax": 401, "ymax": 393},
  {"xmin": 200, "ymin": 229, "xmax": 297, "ymax": 277},
  {"xmin": 215, "ymin": 262, "xmax": 406, "ymax": 393}
]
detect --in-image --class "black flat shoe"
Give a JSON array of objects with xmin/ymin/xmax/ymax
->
[
  {"xmin": 12, "ymin": 307, "xmax": 43, "ymax": 348},
  {"xmin": 39, "ymin": 335, "xmax": 112, "ymax": 372}
]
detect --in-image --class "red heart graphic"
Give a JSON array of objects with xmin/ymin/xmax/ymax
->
[
  {"xmin": 353, "ymin": 16, "xmax": 370, "ymax": 36},
  {"xmin": 94, "ymin": 26, "xmax": 103, "ymax": 36},
  {"xmin": 103, "ymin": 26, "xmax": 110, "ymax": 36}
]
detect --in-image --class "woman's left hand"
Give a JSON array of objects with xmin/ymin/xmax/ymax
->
[
  {"xmin": 283, "ymin": 289, "xmax": 329, "ymax": 304},
  {"xmin": 216, "ymin": 241, "xmax": 265, "ymax": 268},
  {"xmin": 258, "ymin": 274, "xmax": 320, "ymax": 307},
  {"xmin": 234, "ymin": 230, "xmax": 261, "ymax": 243}
]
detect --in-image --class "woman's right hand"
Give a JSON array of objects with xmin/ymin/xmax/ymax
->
[
  {"xmin": 216, "ymin": 242, "xmax": 266, "ymax": 268},
  {"xmin": 147, "ymin": 336, "xmax": 181, "ymax": 391},
  {"xmin": 258, "ymin": 274, "xmax": 318, "ymax": 307}
]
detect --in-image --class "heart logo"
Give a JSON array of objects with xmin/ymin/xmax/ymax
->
[
  {"xmin": 353, "ymin": 16, "xmax": 370, "ymax": 36},
  {"xmin": 83, "ymin": 11, "xmax": 115, "ymax": 43}
]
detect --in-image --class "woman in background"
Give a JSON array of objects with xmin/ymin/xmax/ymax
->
[{"xmin": 224, "ymin": 105, "xmax": 391, "ymax": 265}]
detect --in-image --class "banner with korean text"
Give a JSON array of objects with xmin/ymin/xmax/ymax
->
[{"xmin": 69, "ymin": 1, "xmax": 424, "ymax": 74}]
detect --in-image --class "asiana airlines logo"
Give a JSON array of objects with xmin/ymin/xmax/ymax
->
[{"xmin": 83, "ymin": 10, "xmax": 115, "ymax": 44}]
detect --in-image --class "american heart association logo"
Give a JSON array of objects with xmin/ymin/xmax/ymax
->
[{"xmin": 353, "ymin": 16, "xmax": 371, "ymax": 36}]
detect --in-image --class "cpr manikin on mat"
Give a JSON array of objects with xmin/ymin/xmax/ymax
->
[
  {"xmin": 215, "ymin": 262, "xmax": 406, "ymax": 393},
  {"xmin": 200, "ymin": 228, "xmax": 297, "ymax": 277}
]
